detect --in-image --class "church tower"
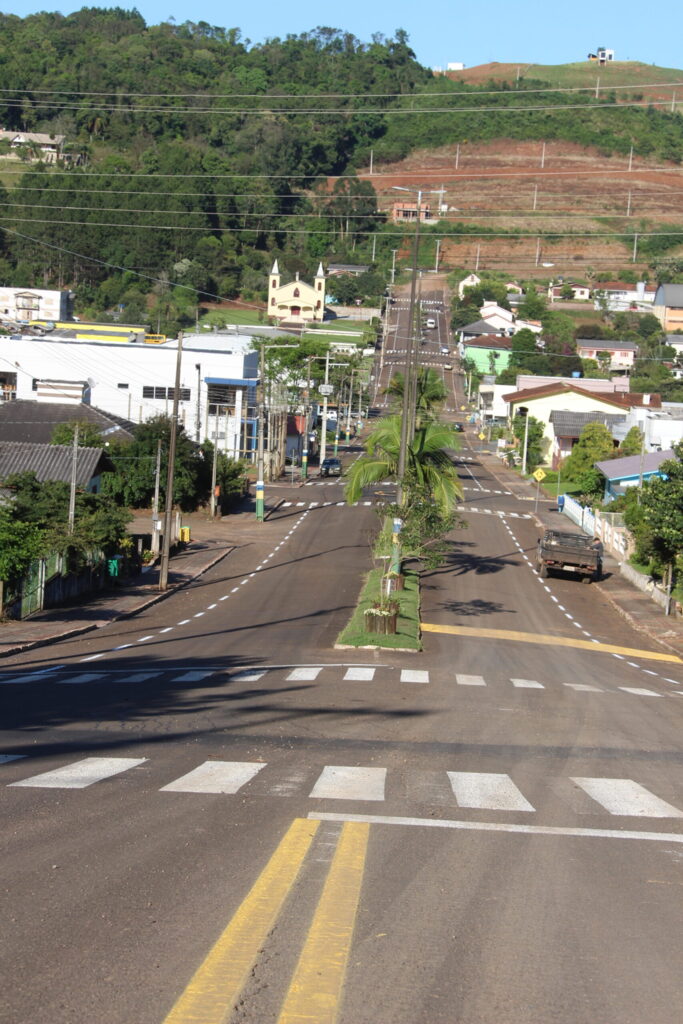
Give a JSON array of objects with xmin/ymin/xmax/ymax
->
[
  {"xmin": 268, "ymin": 259, "xmax": 281, "ymax": 315},
  {"xmin": 314, "ymin": 261, "xmax": 326, "ymax": 320}
]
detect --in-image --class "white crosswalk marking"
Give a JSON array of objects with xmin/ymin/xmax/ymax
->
[
  {"xmin": 0, "ymin": 673, "xmax": 51, "ymax": 685},
  {"xmin": 401, "ymin": 670, "xmax": 430, "ymax": 684},
  {"xmin": 231, "ymin": 670, "xmax": 266, "ymax": 682},
  {"xmin": 161, "ymin": 761, "xmax": 266, "ymax": 794},
  {"xmin": 10, "ymin": 756, "xmax": 147, "ymax": 789},
  {"xmin": 456, "ymin": 674, "xmax": 486, "ymax": 686},
  {"xmin": 619, "ymin": 687, "xmax": 662, "ymax": 697},
  {"xmin": 310, "ymin": 766, "xmax": 386, "ymax": 801},
  {"xmin": 343, "ymin": 667, "xmax": 375, "ymax": 681},
  {"xmin": 564, "ymin": 683, "xmax": 604, "ymax": 692},
  {"xmin": 286, "ymin": 666, "xmax": 323, "ymax": 681},
  {"xmin": 571, "ymin": 778, "xmax": 683, "ymax": 818},
  {"xmin": 1, "ymin": 754, "xmax": 24, "ymax": 764},
  {"xmin": 55, "ymin": 673, "xmax": 107, "ymax": 685},
  {"xmin": 511, "ymin": 678, "xmax": 544, "ymax": 689},
  {"xmin": 448, "ymin": 772, "xmax": 535, "ymax": 812}
]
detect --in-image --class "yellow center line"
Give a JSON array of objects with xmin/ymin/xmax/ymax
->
[
  {"xmin": 277, "ymin": 821, "xmax": 370, "ymax": 1024},
  {"xmin": 421, "ymin": 622, "xmax": 682, "ymax": 664},
  {"xmin": 162, "ymin": 818, "xmax": 319, "ymax": 1024}
]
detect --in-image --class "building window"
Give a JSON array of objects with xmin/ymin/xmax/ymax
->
[
  {"xmin": 117, "ymin": 383, "xmax": 129, "ymax": 390},
  {"xmin": 271, "ymin": 297, "xmax": 275, "ymax": 306},
  {"xmin": 142, "ymin": 386, "xmax": 190, "ymax": 401},
  {"xmin": 293, "ymin": 287, "xmax": 300, "ymax": 297}
]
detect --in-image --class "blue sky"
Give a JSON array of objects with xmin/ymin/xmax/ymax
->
[{"xmin": 5, "ymin": 1, "xmax": 681, "ymax": 72}]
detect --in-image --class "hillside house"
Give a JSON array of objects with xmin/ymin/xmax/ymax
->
[
  {"xmin": 575, "ymin": 339, "xmax": 638, "ymax": 370},
  {"xmin": 549, "ymin": 410, "xmax": 626, "ymax": 468},
  {"xmin": 653, "ymin": 284, "xmax": 683, "ymax": 332},
  {"xmin": 0, "ymin": 130, "xmax": 65, "ymax": 162},
  {"xmin": 594, "ymin": 281, "xmax": 655, "ymax": 312},
  {"xmin": 548, "ymin": 283, "xmax": 591, "ymax": 302},
  {"xmin": 267, "ymin": 261, "xmax": 326, "ymax": 325},
  {"xmin": 503, "ymin": 381, "xmax": 661, "ymax": 456},
  {"xmin": 595, "ymin": 448, "xmax": 674, "ymax": 503},
  {"xmin": 457, "ymin": 273, "xmax": 481, "ymax": 299},
  {"xmin": 459, "ymin": 337, "xmax": 512, "ymax": 373},
  {"xmin": 0, "ymin": 287, "xmax": 72, "ymax": 325},
  {"xmin": 392, "ymin": 201, "xmax": 431, "ymax": 223},
  {"xmin": 0, "ymin": 441, "xmax": 110, "ymax": 492}
]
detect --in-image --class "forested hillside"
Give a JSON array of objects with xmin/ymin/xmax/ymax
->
[{"xmin": 1, "ymin": 7, "xmax": 683, "ymax": 332}]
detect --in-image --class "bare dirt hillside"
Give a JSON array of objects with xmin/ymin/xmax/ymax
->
[{"xmin": 359, "ymin": 140, "xmax": 683, "ymax": 278}]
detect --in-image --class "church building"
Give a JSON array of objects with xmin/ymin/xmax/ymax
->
[{"xmin": 267, "ymin": 261, "xmax": 326, "ymax": 324}]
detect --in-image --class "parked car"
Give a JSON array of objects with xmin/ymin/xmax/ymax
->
[
  {"xmin": 443, "ymin": 363, "xmax": 453, "ymax": 371},
  {"xmin": 426, "ymin": 318, "xmax": 436, "ymax": 328},
  {"xmin": 320, "ymin": 457, "xmax": 342, "ymax": 477},
  {"xmin": 454, "ymin": 423, "xmax": 465, "ymax": 432},
  {"xmin": 441, "ymin": 346, "xmax": 449, "ymax": 355}
]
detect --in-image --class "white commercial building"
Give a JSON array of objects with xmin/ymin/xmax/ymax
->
[
  {"xmin": 0, "ymin": 287, "xmax": 72, "ymax": 325},
  {"xmin": 0, "ymin": 330, "xmax": 260, "ymax": 458}
]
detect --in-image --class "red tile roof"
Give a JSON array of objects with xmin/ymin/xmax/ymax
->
[{"xmin": 502, "ymin": 382, "xmax": 661, "ymax": 409}]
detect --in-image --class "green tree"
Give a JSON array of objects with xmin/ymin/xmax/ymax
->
[
  {"xmin": 511, "ymin": 413, "xmax": 545, "ymax": 471},
  {"xmin": 50, "ymin": 420, "xmax": 105, "ymax": 447},
  {"xmin": 383, "ymin": 368, "xmax": 447, "ymax": 422},
  {"xmin": 0, "ymin": 506, "xmax": 45, "ymax": 589},
  {"xmin": 623, "ymin": 442, "xmax": 683, "ymax": 577},
  {"xmin": 619, "ymin": 425, "xmax": 644, "ymax": 457},
  {"xmin": 562, "ymin": 422, "xmax": 616, "ymax": 501},
  {"xmin": 345, "ymin": 416, "xmax": 463, "ymax": 513}
]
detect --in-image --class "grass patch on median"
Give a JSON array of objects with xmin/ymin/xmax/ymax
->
[{"xmin": 336, "ymin": 567, "xmax": 422, "ymax": 651}]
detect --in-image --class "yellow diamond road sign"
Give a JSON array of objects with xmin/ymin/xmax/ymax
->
[
  {"xmin": 533, "ymin": 468, "xmax": 546, "ymax": 482},
  {"xmin": 478, "ymin": 432, "xmax": 486, "ymax": 440}
]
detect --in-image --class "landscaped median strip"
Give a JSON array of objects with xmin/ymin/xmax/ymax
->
[{"xmin": 421, "ymin": 622, "xmax": 683, "ymax": 664}]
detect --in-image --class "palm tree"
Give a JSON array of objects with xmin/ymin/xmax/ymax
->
[
  {"xmin": 383, "ymin": 368, "xmax": 447, "ymax": 423},
  {"xmin": 345, "ymin": 415, "xmax": 463, "ymax": 512}
]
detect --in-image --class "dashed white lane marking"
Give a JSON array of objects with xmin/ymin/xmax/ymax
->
[
  {"xmin": 619, "ymin": 687, "xmax": 662, "ymax": 697},
  {"xmin": 448, "ymin": 772, "xmax": 535, "ymax": 812},
  {"xmin": 207, "ymin": 603, "xmax": 217, "ymax": 610},
  {"xmin": 240, "ymin": 579, "xmax": 248, "ymax": 585},
  {"xmin": 113, "ymin": 643, "xmax": 132, "ymax": 650},
  {"xmin": 232, "ymin": 587, "xmax": 239, "ymax": 593},
  {"xmin": 81, "ymin": 653, "xmax": 105, "ymax": 662},
  {"xmin": 571, "ymin": 778, "xmax": 683, "ymax": 818},
  {"xmin": 400, "ymin": 669, "xmax": 430, "ymax": 684},
  {"xmin": 309, "ymin": 765, "xmax": 386, "ymax": 802},
  {"xmin": 456, "ymin": 674, "xmax": 486, "ymax": 686},
  {"xmin": 193, "ymin": 612, "xmax": 204, "ymax": 618},
  {"xmin": 137, "ymin": 635, "xmax": 154, "ymax": 643},
  {"xmin": 159, "ymin": 627, "xmax": 174, "ymax": 633},
  {"xmin": 10, "ymin": 756, "xmax": 147, "ymax": 789},
  {"xmin": 343, "ymin": 667, "xmax": 375, "ymax": 681},
  {"xmin": 642, "ymin": 669, "xmax": 658, "ymax": 677},
  {"xmin": 161, "ymin": 761, "xmax": 266, "ymax": 794},
  {"xmin": 177, "ymin": 620, "xmax": 190, "ymax": 625},
  {"xmin": 511, "ymin": 678, "xmax": 544, "ymax": 689},
  {"xmin": 219, "ymin": 596, "xmax": 229, "ymax": 602}
]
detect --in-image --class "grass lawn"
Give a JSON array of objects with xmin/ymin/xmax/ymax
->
[{"xmin": 336, "ymin": 567, "xmax": 421, "ymax": 651}]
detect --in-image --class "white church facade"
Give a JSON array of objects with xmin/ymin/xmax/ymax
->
[{"xmin": 268, "ymin": 261, "xmax": 326, "ymax": 324}]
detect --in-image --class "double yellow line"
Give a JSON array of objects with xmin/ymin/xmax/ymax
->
[{"xmin": 163, "ymin": 818, "xmax": 369, "ymax": 1024}]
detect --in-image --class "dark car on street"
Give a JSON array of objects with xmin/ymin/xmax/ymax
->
[{"xmin": 320, "ymin": 457, "xmax": 342, "ymax": 477}]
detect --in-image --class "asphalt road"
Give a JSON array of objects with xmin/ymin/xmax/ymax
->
[{"xmin": 2, "ymin": 294, "xmax": 682, "ymax": 1024}]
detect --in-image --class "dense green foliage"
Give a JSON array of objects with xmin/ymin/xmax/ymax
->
[
  {"xmin": 619, "ymin": 442, "xmax": 683, "ymax": 576},
  {"xmin": 1, "ymin": 9, "xmax": 683, "ymax": 323}
]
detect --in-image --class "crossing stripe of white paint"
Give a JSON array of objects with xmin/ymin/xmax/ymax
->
[
  {"xmin": 160, "ymin": 761, "xmax": 266, "ymax": 794},
  {"xmin": 564, "ymin": 683, "xmax": 604, "ymax": 692},
  {"xmin": 1, "ymin": 754, "xmax": 24, "ymax": 763},
  {"xmin": 175, "ymin": 670, "xmax": 212, "ymax": 682},
  {"xmin": 343, "ymin": 667, "xmax": 375, "ymax": 681},
  {"xmin": 282, "ymin": 502, "xmax": 292, "ymax": 507},
  {"xmin": 511, "ymin": 678, "xmax": 544, "ymax": 689},
  {"xmin": 10, "ymin": 756, "xmax": 147, "ymax": 789},
  {"xmin": 456, "ymin": 674, "xmax": 486, "ymax": 686},
  {"xmin": 286, "ymin": 666, "xmax": 323, "ymax": 681},
  {"xmin": 619, "ymin": 687, "xmax": 662, "ymax": 697},
  {"xmin": 571, "ymin": 778, "xmax": 683, "ymax": 818},
  {"xmin": 309, "ymin": 765, "xmax": 386, "ymax": 801},
  {"xmin": 56, "ymin": 673, "xmax": 106, "ymax": 685},
  {"xmin": 231, "ymin": 670, "xmax": 266, "ymax": 682},
  {"xmin": 447, "ymin": 772, "xmax": 535, "ymax": 812},
  {"xmin": 400, "ymin": 669, "xmax": 430, "ymax": 684},
  {"xmin": 114, "ymin": 673, "xmax": 158, "ymax": 684},
  {"xmin": 0, "ymin": 673, "xmax": 49, "ymax": 685}
]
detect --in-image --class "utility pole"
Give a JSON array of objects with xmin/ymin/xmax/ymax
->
[
  {"xmin": 521, "ymin": 407, "xmax": 530, "ymax": 476},
  {"xmin": 151, "ymin": 438, "xmax": 162, "ymax": 556},
  {"xmin": 319, "ymin": 348, "xmax": 331, "ymax": 468},
  {"xmin": 68, "ymin": 423, "xmax": 79, "ymax": 533},
  {"xmin": 345, "ymin": 367, "xmax": 355, "ymax": 442},
  {"xmin": 195, "ymin": 363, "xmax": 201, "ymax": 442},
  {"xmin": 159, "ymin": 332, "xmax": 184, "ymax": 591},
  {"xmin": 301, "ymin": 355, "xmax": 311, "ymax": 481},
  {"xmin": 210, "ymin": 433, "xmax": 219, "ymax": 518},
  {"xmin": 256, "ymin": 344, "xmax": 266, "ymax": 522},
  {"xmin": 390, "ymin": 249, "xmax": 398, "ymax": 285},
  {"xmin": 435, "ymin": 238, "xmax": 441, "ymax": 272}
]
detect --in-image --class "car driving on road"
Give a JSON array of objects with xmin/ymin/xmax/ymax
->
[{"xmin": 320, "ymin": 457, "xmax": 342, "ymax": 477}]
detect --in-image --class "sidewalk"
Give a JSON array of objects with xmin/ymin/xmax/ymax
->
[
  {"xmin": 0, "ymin": 500, "xmax": 282, "ymax": 659},
  {"xmin": 479, "ymin": 437, "xmax": 683, "ymax": 659}
]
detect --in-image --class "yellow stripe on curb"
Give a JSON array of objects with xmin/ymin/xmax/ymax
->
[
  {"xmin": 421, "ymin": 622, "xmax": 682, "ymax": 664},
  {"xmin": 278, "ymin": 821, "xmax": 370, "ymax": 1024},
  {"xmin": 163, "ymin": 818, "xmax": 319, "ymax": 1024}
]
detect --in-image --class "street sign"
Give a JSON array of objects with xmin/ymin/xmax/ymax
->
[
  {"xmin": 478, "ymin": 432, "xmax": 486, "ymax": 441},
  {"xmin": 533, "ymin": 468, "xmax": 546, "ymax": 482},
  {"xmin": 319, "ymin": 384, "xmax": 334, "ymax": 396}
]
